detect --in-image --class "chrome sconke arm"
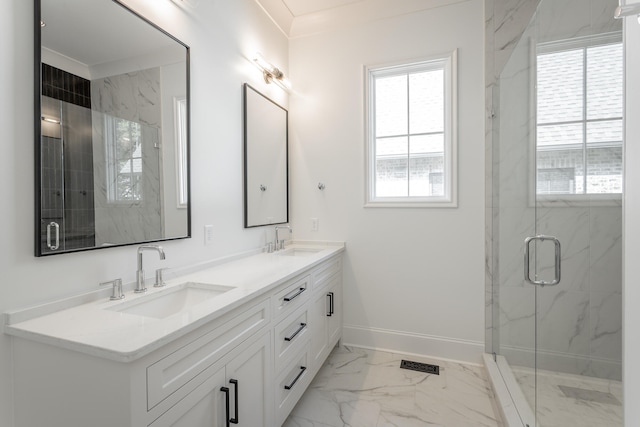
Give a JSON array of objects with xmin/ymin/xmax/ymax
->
[{"xmin": 615, "ymin": 1, "xmax": 640, "ymax": 20}]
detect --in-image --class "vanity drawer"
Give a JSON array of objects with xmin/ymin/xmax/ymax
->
[
  {"xmin": 274, "ymin": 306, "xmax": 310, "ymax": 373},
  {"xmin": 275, "ymin": 346, "xmax": 312, "ymax": 426},
  {"xmin": 312, "ymin": 256, "xmax": 341, "ymax": 290},
  {"xmin": 272, "ymin": 275, "xmax": 310, "ymax": 320},
  {"xmin": 146, "ymin": 299, "xmax": 270, "ymax": 410}
]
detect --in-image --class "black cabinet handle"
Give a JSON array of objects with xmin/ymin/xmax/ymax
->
[
  {"xmin": 284, "ymin": 366, "xmax": 307, "ymax": 390},
  {"xmin": 327, "ymin": 292, "xmax": 334, "ymax": 317},
  {"xmin": 284, "ymin": 287, "xmax": 306, "ymax": 302},
  {"xmin": 230, "ymin": 379, "xmax": 239, "ymax": 424},
  {"xmin": 284, "ymin": 323, "xmax": 307, "ymax": 342},
  {"xmin": 220, "ymin": 386, "xmax": 230, "ymax": 427}
]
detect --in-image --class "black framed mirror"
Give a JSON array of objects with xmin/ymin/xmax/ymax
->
[
  {"xmin": 243, "ymin": 84, "xmax": 288, "ymax": 228},
  {"xmin": 35, "ymin": 0, "xmax": 190, "ymax": 256}
]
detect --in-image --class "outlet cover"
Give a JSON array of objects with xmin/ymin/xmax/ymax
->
[
  {"xmin": 311, "ymin": 218, "xmax": 319, "ymax": 232},
  {"xmin": 204, "ymin": 225, "xmax": 214, "ymax": 245}
]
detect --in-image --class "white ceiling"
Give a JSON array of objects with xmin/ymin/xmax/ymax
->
[
  {"xmin": 256, "ymin": 0, "xmax": 467, "ymax": 38},
  {"xmin": 281, "ymin": 0, "xmax": 363, "ymax": 16}
]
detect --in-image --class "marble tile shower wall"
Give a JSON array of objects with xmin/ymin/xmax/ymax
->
[
  {"xmin": 487, "ymin": 0, "xmax": 623, "ymax": 381},
  {"xmin": 484, "ymin": 0, "xmax": 542, "ymax": 354},
  {"xmin": 90, "ymin": 68, "xmax": 163, "ymax": 246},
  {"xmin": 484, "ymin": 0, "xmax": 542, "ymax": 356}
]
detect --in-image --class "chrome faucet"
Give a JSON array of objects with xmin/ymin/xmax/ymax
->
[
  {"xmin": 136, "ymin": 245, "xmax": 166, "ymax": 293},
  {"xmin": 274, "ymin": 225, "xmax": 292, "ymax": 251}
]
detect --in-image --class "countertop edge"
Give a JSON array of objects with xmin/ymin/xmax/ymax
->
[{"xmin": 4, "ymin": 243, "xmax": 345, "ymax": 362}]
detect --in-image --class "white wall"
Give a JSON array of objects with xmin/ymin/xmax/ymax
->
[
  {"xmin": 161, "ymin": 61, "xmax": 189, "ymax": 237},
  {"xmin": 623, "ymin": 2, "xmax": 640, "ymax": 423},
  {"xmin": 289, "ymin": 0, "xmax": 485, "ymax": 362},
  {"xmin": 0, "ymin": 0, "xmax": 287, "ymax": 425}
]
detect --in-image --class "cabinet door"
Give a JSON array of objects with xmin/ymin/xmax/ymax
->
[
  {"xmin": 224, "ymin": 332, "xmax": 273, "ymax": 427},
  {"xmin": 149, "ymin": 366, "xmax": 225, "ymax": 427},
  {"xmin": 327, "ymin": 277, "xmax": 342, "ymax": 345},
  {"xmin": 310, "ymin": 289, "xmax": 329, "ymax": 366}
]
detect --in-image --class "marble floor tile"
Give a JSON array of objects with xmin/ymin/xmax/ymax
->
[
  {"xmin": 513, "ymin": 366, "xmax": 623, "ymax": 427},
  {"xmin": 283, "ymin": 346, "xmax": 501, "ymax": 427}
]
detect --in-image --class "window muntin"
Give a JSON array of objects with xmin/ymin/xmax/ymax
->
[
  {"xmin": 536, "ymin": 36, "xmax": 623, "ymax": 196},
  {"xmin": 366, "ymin": 53, "xmax": 456, "ymax": 207},
  {"xmin": 105, "ymin": 115, "xmax": 144, "ymax": 203}
]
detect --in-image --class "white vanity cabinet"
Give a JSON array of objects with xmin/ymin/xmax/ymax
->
[
  {"xmin": 310, "ymin": 257, "xmax": 343, "ymax": 369},
  {"xmin": 150, "ymin": 332, "xmax": 272, "ymax": 427},
  {"xmin": 8, "ymin": 248, "xmax": 343, "ymax": 427}
]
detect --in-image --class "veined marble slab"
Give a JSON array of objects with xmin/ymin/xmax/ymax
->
[{"xmin": 284, "ymin": 345, "xmax": 501, "ymax": 427}]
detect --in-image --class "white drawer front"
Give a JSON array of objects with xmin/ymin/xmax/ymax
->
[
  {"xmin": 147, "ymin": 300, "xmax": 269, "ymax": 410},
  {"xmin": 272, "ymin": 275, "xmax": 310, "ymax": 320},
  {"xmin": 274, "ymin": 306, "xmax": 310, "ymax": 373},
  {"xmin": 311, "ymin": 257, "xmax": 341, "ymax": 290},
  {"xmin": 275, "ymin": 347, "xmax": 312, "ymax": 426}
]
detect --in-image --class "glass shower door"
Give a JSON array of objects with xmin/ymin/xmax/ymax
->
[{"xmin": 495, "ymin": 0, "xmax": 623, "ymax": 425}]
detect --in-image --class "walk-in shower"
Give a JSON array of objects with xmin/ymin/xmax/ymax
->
[{"xmin": 487, "ymin": 0, "xmax": 624, "ymax": 425}]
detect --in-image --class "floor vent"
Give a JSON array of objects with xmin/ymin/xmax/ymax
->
[{"xmin": 400, "ymin": 360, "xmax": 439, "ymax": 375}]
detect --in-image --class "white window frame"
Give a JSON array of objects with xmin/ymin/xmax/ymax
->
[
  {"xmin": 365, "ymin": 51, "xmax": 457, "ymax": 208},
  {"xmin": 105, "ymin": 115, "xmax": 144, "ymax": 205},
  {"xmin": 174, "ymin": 96, "xmax": 188, "ymax": 209},
  {"xmin": 531, "ymin": 33, "xmax": 623, "ymax": 207}
]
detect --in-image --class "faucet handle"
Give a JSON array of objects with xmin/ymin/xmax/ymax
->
[
  {"xmin": 100, "ymin": 278, "xmax": 125, "ymax": 301},
  {"xmin": 154, "ymin": 268, "xmax": 168, "ymax": 288}
]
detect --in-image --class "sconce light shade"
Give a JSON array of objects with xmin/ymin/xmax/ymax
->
[
  {"xmin": 614, "ymin": 2, "xmax": 640, "ymax": 20},
  {"xmin": 253, "ymin": 53, "xmax": 291, "ymax": 91}
]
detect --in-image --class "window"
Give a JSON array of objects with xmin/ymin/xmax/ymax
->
[
  {"xmin": 175, "ymin": 97, "xmax": 188, "ymax": 208},
  {"xmin": 105, "ymin": 115, "xmax": 143, "ymax": 203},
  {"xmin": 366, "ymin": 52, "xmax": 457, "ymax": 207},
  {"xmin": 536, "ymin": 35, "xmax": 623, "ymax": 197}
]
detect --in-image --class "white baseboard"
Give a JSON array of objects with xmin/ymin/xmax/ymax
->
[{"xmin": 342, "ymin": 324, "xmax": 485, "ymax": 364}]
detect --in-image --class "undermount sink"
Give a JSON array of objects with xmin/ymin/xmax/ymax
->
[
  {"xmin": 277, "ymin": 247, "xmax": 323, "ymax": 257},
  {"xmin": 106, "ymin": 282, "xmax": 235, "ymax": 319}
]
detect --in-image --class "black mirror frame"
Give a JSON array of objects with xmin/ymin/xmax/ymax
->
[
  {"xmin": 242, "ymin": 83, "xmax": 289, "ymax": 229},
  {"xmin": 34, "ymin": 0, "xmax": 192, "ymax": 256}
]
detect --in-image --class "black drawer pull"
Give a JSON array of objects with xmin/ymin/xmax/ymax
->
[
  {"xmin": 220, "ymin": 386, "xmax": 230, "ymax": 427},
  {"xmin": 284, "ymin": 366, "xmax": 307, "ymax": 390},
  {"xmin": 229, "ymin": 379, "xmax": 238, "ymax": 424},
  {"xmin": 284, "ymin": 287, "xmax": 306, "ymax": 302},
  {"xmin": 284, "ymin": 323, "xmax": 307, "ymax": 342},
  {"xmin": 327, "ymin": 292, "xmax": 334, "ymax": 317}
]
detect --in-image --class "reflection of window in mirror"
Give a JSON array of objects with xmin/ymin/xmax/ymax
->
[
  {"xmin": 105, "ymin": 115, "xmax": 144, "ymax": 203},
  {"xmin": 174, "ymin": 97, "xmax": 188, "ymax": 208}
]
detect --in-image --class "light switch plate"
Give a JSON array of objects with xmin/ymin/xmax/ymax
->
[{"xmin": 204, "ymin": 225, "xmax": 214, "ymax": 245}]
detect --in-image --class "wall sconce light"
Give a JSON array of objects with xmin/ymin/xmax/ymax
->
[
  {"xmin": 253, "ymin": 53, "xmax": 291, "ymax": 91},
  {"xmin": 615, "ymin": 2, "xmax": 640, "ymax": 22}
]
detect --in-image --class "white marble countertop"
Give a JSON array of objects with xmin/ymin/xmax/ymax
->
[{"xmin": 3, "ymin": 242, "xmax": 344, "ymax": 363}]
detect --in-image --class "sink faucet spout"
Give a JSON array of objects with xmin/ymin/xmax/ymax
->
[{"xmin": 136, "ymin": 245, "xmax": 166, "ymax": 293}]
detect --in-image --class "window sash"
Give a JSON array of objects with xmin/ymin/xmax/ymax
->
[
  {"xmin": 535, "ymin": 34, "xmax": 622, "ymax": 197},
  {"xmin": 365, "ymin": 52, "xmax": 457, "ymax": 207}
]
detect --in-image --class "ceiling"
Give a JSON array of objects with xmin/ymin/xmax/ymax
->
[
  {"xmin": 281, "ymin": 0, "xmax": 363, "ymax": 16},
  {"xmin": 256, "ymin": 0, "xmax": 466, "ymax": 38}
]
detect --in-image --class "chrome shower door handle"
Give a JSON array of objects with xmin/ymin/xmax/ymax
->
[
  {"xmin": 524, "ymin": 235, "xmax": 561, "ymax": 286},
  {"xmin": 46, "ymin": 221, "xmax": 60, "ymax": 250}
]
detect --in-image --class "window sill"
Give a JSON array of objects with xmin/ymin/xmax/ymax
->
[
  {"xmin": 534, "ymin": 194, "xmax": 622, "ymax": 208},
  {"xmin": 365, "ymin": 198, "xmax": 457, "ymax": 208}
]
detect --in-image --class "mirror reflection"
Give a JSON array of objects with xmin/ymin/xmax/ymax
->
[
  {"xmin": 243, "ymin": 84, "xmax": 288, "ymax": 228},
  {"xmin": 36, "ymin": 0, "xmax": 190, "ymax": 256}
]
